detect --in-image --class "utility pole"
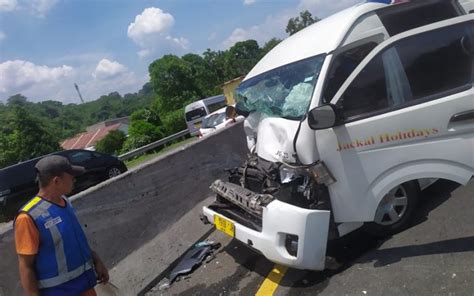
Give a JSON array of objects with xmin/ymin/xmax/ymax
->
[{"xmin": 74, "ymin": 83, "xmax": 85, "ymax": 104}]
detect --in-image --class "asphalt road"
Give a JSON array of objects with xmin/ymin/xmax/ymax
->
[{"xmin": 146, "ymin": 179, "xmax": 474, "ymax": 296}]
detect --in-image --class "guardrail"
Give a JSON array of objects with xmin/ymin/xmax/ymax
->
[{"xmin": 118, "ymin": 129, "xmax": 190, "ymax": 161}]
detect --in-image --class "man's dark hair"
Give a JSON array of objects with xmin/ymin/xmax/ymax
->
[{"xmin": 36, "ymin": 171, "xmax": 56, "ymax": 188}]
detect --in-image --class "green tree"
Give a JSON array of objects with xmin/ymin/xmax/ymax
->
[
  {"xmin": 0, "ymin": 106, "xmax": 61, "ymax": 168},
  {"xmin": 149, "ymin": 55, "xmax": 200, "ymax": 113},
  {"xmin": 182, "ymin": 53, "xmax": 220, "ymax": 97},
  {"xmin": 121, "ymin": 108, "xmax": 166, "ymax": 152},
  {"xmin": 286, "ymin": 10, "xmax": 320, "ymax": 36},
  {"xmin": 261, "ymin": 38, "xmax": 282, "ymax": 57},
  {"xmin": 12, "ymin": 106, "xmax": 61, "ymax": 162},
  {"xmin": 160, "ymin": 109, "xmax": 186, "ymax": 135},
  {"xmin": 95, "ymin": 130, "xmax": 126, "ymax": 155},
  {"xmin": 7, "ymin": 94, "xmax": 28, "ymax": 107},
  {"xmin": 0, "ymin": 132, "xmax": 17, "ymax": 168},
  {"xmin": 226, "ymin": 40, "xmax": 261, "ymax": 78}
]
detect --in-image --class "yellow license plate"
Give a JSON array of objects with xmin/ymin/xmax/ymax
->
[
  {"xmin": 194, "ymin": 122, "xmax": 201, "ymax": 128},
  {"xmin": 214, "ymin": 215, "xmax": 235, "ymax": 237}
]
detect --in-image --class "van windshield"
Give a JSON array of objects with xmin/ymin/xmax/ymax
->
[
  {"xmin": 202, "ymin": 113, "xmax": 227, "ymax": 129},
  {"xmin": 185, "ymin": 107, "xmax": 207, "ymax": 122},
  {"xmin": 235, "ymin": 54, "xmax": 326, "ymax": 120}
]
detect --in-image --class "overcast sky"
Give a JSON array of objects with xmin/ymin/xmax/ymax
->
[{"xmin": 0, "ymin": 0, "xmax": 360, "ymax": 104}]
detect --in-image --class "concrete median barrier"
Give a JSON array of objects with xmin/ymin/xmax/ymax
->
[{"xmin": 0, "ymin": 123, "xmax": 247, "ymax": 295}]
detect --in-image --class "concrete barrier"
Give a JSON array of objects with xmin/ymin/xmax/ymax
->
[{"xmin": 0, "ymin": 123, "xmax": 248, "ymax": 295}]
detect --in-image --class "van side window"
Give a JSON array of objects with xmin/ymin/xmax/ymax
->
[
  {"xmin": 207, "ymin": 101, "xmax": 227, "ymax": 113},
  {"xmin": 338, "ymin": 21, "xmax": 473, "ymax": 121},
  {"xmin": 396, "ymin": 21, "xmax": 473, "ymax": 101},
  {"xmin": 376, "ymin": 0, "xmax": 461, "ymax": 37},
  {"xmin": 323, "ymin": 42, "xmax": 378, "ymax": 103}
]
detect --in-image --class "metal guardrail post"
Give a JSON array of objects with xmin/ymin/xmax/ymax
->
[{"xmin": 118, "ymin": 130, "xmax": 190, "ymax": 161}]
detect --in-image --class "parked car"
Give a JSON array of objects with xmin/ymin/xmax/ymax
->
[
  {"xmin": 0, "ymin": 149, "xmax": 127, "ymax": 219},
  {"xmin": 198, "ymin": 106, "xmax": 244, "ymax": 137}
]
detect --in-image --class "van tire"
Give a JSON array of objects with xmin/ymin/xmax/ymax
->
[{"xmin": 365, "ymin": 181, "xmax": 419, "ymax": 237}]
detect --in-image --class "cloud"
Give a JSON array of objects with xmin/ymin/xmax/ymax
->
[
  {"xmin": 0, "ymin": 0, "xmax": 17, "ymax": 11},
  {"xmin": 0, "ymin": 59, "xmax": 147, "ymax": 104},
  {"xmin": 127, "ymin": 7, "xmax": 175, "ymax": 45},
  {"xmin": 221, "ymin": 0, "xmax": 360, "ymax": 49},
  {"xmin": 0, "ymin": 60, "xmax": 73, "ymax": 94},
  {"xmin": 221, "ymin": 14, "xmax": 287, "ymax": 49},
  {"xmin": 0, "ymin": 31, "xmax": 5, "ymax": 42},
  {"xmin": 92, "ymin": 59, "xmax": 127, "ymax": 80},
  {"xmin": 244, "ymin": 0, "xmax": 256, "ymax": 5},
  {"xmin": 127, "ymin": 7, "xmax": 189, "ymax": 59},
  {"xmin": 30, "ymin": 0, "xmax": 58, "ymax": 17}
]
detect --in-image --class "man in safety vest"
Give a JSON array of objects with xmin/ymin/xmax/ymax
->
[{"xmin": 15, "ymin": 155, "xmax": 109, "ymax": 296}]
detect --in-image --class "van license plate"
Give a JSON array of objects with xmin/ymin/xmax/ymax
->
[
  {"xmin": 214, "ymin": 215, "xmax": 235, "ymax": 237},
  {"xmin": 194, "ymin": 123, "xmax": 201, "ymax": 128}
]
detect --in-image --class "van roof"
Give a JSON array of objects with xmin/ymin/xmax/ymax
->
[
  {"xmin": 245, "ymin": 2, "xmax": 387, "ymax": 80},
  {"xmin": 184, "ymin": 95, "xmax": 225, "ymax": 112}
]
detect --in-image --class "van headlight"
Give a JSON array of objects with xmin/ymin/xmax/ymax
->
[{"xmin": 279, "ymin": 166, "xmax": 303, "ymax": 184}]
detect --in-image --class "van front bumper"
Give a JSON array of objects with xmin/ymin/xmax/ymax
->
[{"xmin": 202, "ymin": 200, "xmax": 330, "ymax": 270}]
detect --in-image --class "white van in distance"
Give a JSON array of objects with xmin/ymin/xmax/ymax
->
[
  {"xmin": 202, "ymin": 0, "xmax": 474, "ymax": 271},
  {"xmin": 184, "ymin": 95, "xmax": 227, "ymax": 136}
]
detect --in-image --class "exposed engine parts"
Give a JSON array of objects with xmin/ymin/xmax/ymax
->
[
  {"xmin": 216, "ymin": 154, "xmax": 333, "ymax": 212},
  {"xmin": 210, "ymin": 180, "xmax": 274, "ymax": 217}
]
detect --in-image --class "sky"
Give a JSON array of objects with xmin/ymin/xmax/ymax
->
[{"xmin": 0, "ymin": 0, "xmax": 361, "ymax": 104}]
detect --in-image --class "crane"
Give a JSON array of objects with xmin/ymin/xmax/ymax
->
[{"xmin": 74, "ymin": 83, "xmax": 85, "ymax": 104}]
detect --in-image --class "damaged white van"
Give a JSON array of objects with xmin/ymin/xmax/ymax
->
[{"xmin": 201, "ymin": 0, "xmax": 474, "ymax": 270}]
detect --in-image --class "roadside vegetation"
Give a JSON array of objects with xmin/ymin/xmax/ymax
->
[
  {"xmin": 124, "ymin": 137, "xmax": 198, "ymax": 168},
  {"xmin": 0, "ymin": 10, "xmax": 318, "ymax": 169}
]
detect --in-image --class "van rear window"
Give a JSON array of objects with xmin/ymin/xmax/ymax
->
[{"xmin": 185, "ymin": 107, "xmax": 207, "ymax": 121}]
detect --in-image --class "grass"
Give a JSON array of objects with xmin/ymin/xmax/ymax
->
[{"xmin": 124, "ymin": 137, "xmax": 198, "ymax": 168}]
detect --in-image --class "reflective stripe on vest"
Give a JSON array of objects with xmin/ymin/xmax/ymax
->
[
  {"xmin": 38, "ymin": 259, "xmax": 94, "ymax": 289},
  {"xmin": 21, "ymin": 197, "xmax": 93, "ymax": 289}
]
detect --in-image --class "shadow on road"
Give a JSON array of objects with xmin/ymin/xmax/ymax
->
[{"xmin": 270, "ymin": 180, "xmax": 463, "ymax": 293}]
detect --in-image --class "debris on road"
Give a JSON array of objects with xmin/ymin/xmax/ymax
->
[{"xmin": 159, "ymin": 240, "xmax": 221, "ymax": 290}]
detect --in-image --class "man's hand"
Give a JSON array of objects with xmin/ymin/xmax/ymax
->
[{"xmin": 91, "ymin": 251, "xmax": 109, "ymax": 284}]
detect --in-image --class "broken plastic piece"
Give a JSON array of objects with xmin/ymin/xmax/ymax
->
[{"xmin": 167, "ymin": 241, "xmax": 221, "ymax": 283}]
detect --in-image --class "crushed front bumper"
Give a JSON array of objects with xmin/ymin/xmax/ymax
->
[{"xmin": 202, "ymin": 199, "xmax": 331, "ymax": 270}]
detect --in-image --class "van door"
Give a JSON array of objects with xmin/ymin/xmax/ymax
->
[{"xmin": 315, "ymin": 16, "xmax": 474, "ymax": 223}]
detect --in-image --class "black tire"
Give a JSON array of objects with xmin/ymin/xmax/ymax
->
[
  {"xmin": 106, "ymin": 166, "xmax": 122, "ymax": 179},
  {"xmin": 365, "ymin": 181, "xmax": 419, "ymax": 237}
]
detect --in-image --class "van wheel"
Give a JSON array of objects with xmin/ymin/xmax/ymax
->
[
  {"xmin": 365, "ymin": 181, "xmax": 419, "ymax": 237},
  {"xmin": 107, "ymin": 166, "xmax": 122, "ymax": 179}
]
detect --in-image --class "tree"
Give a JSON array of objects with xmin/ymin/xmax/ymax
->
[
  {"xmin": 0, "ymin": 131, "xmax": 17, "ymax": 168},
  {"xmin": 226, "ymin": 40, "xmax": 261, "ymax": 78},
  {"xmin": 12, "ymin": 106, "xmax": 61, "ymax": 162},
  {"xmin": 0, "ymin": 106, "xmax": 61, "ymax": 168},
  {"xmin": 286, "ymin": 10, "xmax": 320, "ymax": 36},
  {"xmin": 7, "ymin": 94, "xmax": 28, "ymax": 107},
  {"xmin": 261, "ymin": 38, "xmax": 282, "ymax": 57},
  {"xmin": 182, "ymin": 53, "xmax": 220, "ymax": 97},
  {"xmin": 149, "ymin": 55, "xmax": 200, "ymax": 113},
  {"xmin": 95, "ymin": 130, "xmax": 126, "ymax": 155}
]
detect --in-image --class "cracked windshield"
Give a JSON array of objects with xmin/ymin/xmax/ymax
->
[{"xmin": 235, "ymin": 55, "xmax": 325, "ymax": 120}]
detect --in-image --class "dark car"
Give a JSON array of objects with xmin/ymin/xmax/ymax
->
[{"xmin": 0, "ymin": 149, "xmax": 127, "ymax": 219}]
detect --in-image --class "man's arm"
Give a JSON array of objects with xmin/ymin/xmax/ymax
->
[
  {"xmin": 91, "ymin": 250, "xmax": 109, "ymax": 284},
  {"xmin": 18, "ymin": 254, "xmax": 40, "ymax": 296}
]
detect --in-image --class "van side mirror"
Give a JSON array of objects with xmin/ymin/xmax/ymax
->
[{"xmin": 308, "ymin": 105, "xmax": 337, "ymax": 130}]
